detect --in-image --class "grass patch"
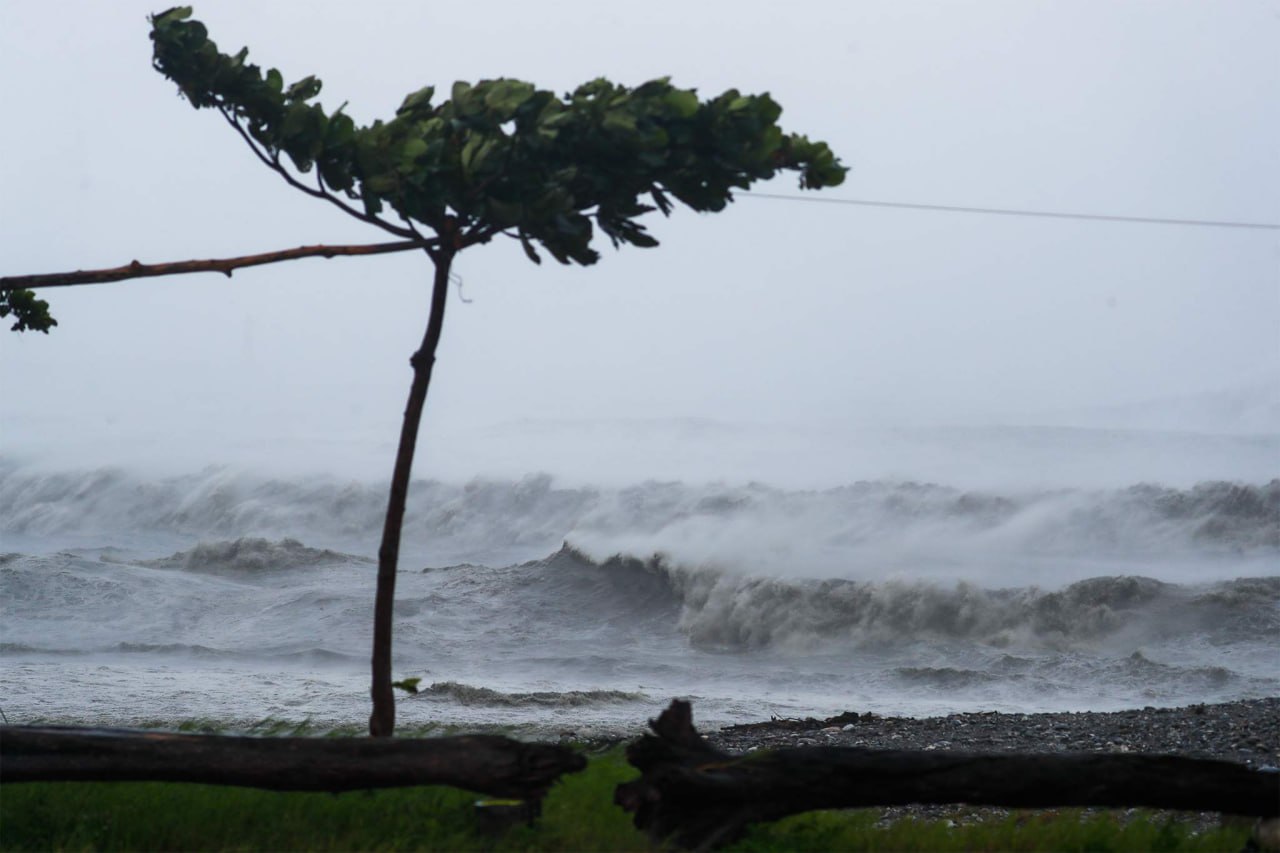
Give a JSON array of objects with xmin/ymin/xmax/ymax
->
[
  {"xmin": 0, "ymin": 746, "xmax": 648, "ymax": 853},
  {"xmin": 0, "ymin": 746, "xmax": 1252, "ymax": 851}
]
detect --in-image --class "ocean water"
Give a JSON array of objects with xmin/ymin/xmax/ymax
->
[{"xmin": 1, "ymin": 426, "xmax": 1278, "ymax": 737}]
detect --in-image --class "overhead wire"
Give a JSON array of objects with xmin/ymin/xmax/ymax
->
[{"xmin": 739, "ymin": 192, "xmax": 1280, "ymax": 231}]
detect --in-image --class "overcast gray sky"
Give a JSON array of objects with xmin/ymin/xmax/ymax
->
[{"xmin": 2, "ymin": 1, "xmax": 1277, "ymax": 483}]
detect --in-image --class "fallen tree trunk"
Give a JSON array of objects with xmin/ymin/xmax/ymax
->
[
  {"xmin": 1, "ymin": 726, "xmax": 585, "ymax": 801},
  {"xmin": 615, "ymin": 701, "xmax": 1280, "ymax": 850}
]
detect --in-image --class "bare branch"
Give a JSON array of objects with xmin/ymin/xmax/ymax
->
[
  {"xmin": 1, "ymin": 240, "xmax": 431, "ymax": 291},
  {"xmin": 218, "ymin": 107, "xmax": 279, "ymax": 173},
  {"xmin": 217, "ymin": 108, "xmax": 419, "ymax": 241}
]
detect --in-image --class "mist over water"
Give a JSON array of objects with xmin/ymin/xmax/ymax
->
[{"xmin": 2, "ymin": 421, "xmax": 1277, "ymax": 735}]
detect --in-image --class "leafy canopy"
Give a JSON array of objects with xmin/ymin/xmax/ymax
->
[
  {"xmin": 5, "ymin": 10, "xmax": 846, "ymax": 333},
  {"xmin": 150, "ymin": 6, "xmax": 846, "ymax": 265}
]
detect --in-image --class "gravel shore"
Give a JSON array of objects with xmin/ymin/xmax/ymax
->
[
  {"xmin": 704, "ymin": 698, "xmax": 1280, "ymax": 831},
  {"xmin": 709, "ymin": 698, "xmax": 1280, "ymax": 767}
]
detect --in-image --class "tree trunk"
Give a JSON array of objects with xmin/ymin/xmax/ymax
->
[
  {"xmin": 369, "ymin": 249, "xmax": 455, "ymax": 737},
  {"xmin": 1, "ymin": 726, "xmax": 584, "ymax": 800},
  {"xmin": 615, "ymin": 701, "xmax": 1280, "ymax": 850}
]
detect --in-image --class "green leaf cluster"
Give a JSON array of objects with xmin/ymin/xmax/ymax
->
[
  {"xmin": 149, "ymin": 7, "xmax": 846, "ymax": 266},
  {"xmin": 390, "ymin": 677, "xmax": 422, "ymax": 694},
  {"xmin": 0, "ymin": 289, "xmax": 58, "ymax": 333},
  {"xmin": 150, "ymin": 7, "xmax": 339, "ymax": 183}
]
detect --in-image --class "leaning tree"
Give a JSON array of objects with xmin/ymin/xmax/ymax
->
[{"xmin": 1, "ymin": 7, "xmax": 845, "ymax": 736}]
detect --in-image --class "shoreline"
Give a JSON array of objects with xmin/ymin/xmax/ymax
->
[
  {"xmin": 11, "ymin": 697, "xmax": 1279, "ymax": 762},
  {"xmin": 708, "ymin": 697, "xmax": 1280, "ymax": 766}
]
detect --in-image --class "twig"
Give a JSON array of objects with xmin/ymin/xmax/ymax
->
[{"xmin": 397, "ymin": 213, "xmax": 440, "ymax": 262}]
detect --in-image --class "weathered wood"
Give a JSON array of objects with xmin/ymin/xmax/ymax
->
[
  {"xmin": 0, "ymin": 726, "xmax": 585, "ymax": 801},
  {"xmin": 615, "ymin": 701, "xmax": 1280, "ymax": 850}
]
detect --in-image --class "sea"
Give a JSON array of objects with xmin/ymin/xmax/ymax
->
[{"xmin": 2, "ymin": 421, "xmax": 1277, "ymax": 738}]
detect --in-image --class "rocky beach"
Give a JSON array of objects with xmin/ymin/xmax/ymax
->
[
  {"xmin": 710, "ymin": 697, "xmax": 1280, "ymax": 765},
  {"xmin": 702, "ymin": 697, "xmax": 1280, "ymax": 830}
]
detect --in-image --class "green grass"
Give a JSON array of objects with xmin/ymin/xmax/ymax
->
[{"xmin": 0, "ymin": 747, "xmax": 1252, "ymax": 852}]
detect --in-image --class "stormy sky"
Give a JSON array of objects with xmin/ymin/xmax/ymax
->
[{"xmin": 2, "ymin": 1, "xmax": 1277, "ymax": 484}]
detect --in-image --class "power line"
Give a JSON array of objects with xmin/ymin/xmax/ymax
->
[{"xmin": 740, "ymin": 191, "xmax": 1280, "ymax": 231}]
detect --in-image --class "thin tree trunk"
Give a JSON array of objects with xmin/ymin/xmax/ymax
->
[{"xmin": 369, "ymin": 249, "xmax": 454, "ymax": 737}]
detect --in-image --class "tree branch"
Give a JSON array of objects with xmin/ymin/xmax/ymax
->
[
  {"xmin": 396, "ymin": 212, "xmax": 439, "ymax": 262},
  {"xmin": 460, "ymin": 224, "xmax": 502, "ymax": 249},
  {"xmin": 217, "ymin": 108, "xmax": 419, "ymax": 241},
  {"xmin": 1, "ymin": 241, "xmax": 430, "ymax": 291}
]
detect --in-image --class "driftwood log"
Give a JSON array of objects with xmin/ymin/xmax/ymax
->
[
  {"xmin": 0, "ymin": 726, "xmax": 585, "ymax": 801},
  {"xmin": 615, "ymin": 701, "xmax": 1280, "ymax": 850}
]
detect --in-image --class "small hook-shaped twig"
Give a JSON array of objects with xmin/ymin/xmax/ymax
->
[{"xmin": 451, "ymin": 270, "xmax": 472, "ymax": 303}]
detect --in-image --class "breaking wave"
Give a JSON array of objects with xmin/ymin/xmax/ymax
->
[
  {"xmin": 417, "ymin": 681, "xmax": 646, "ymax": 708},
  {"xmin": 2, "ymin": 461, "xmax": 1277, "ymax": 570},
  {"xmin": 544, "ymin": 547, "xmax": 1280, "ymax": 653},
  {"xmin": 890, "ymin": 654, "xmax": 1243, "ymax": 694},
  {"xmin": 2, "ymin": 536, "xmax": 1277, "ymax": 661},
  {"xmin": 137, "ymin": 538, "xmax": 369, "ymax": 573},
  {"xmin": 0, "ymin": 640, "xmax": 360, "ymax": 664},
  {"xmin": 2, "ymin": 533, "xmax": 1276, "ymax": 724}
]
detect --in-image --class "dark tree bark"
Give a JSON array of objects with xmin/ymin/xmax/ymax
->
[
  {"xmin": 615, "ymin": 701, "xmax": 1280, "ymax": 851},
  {"xmin": 0, "ymin": 726, "xmax": 585, "ymax": 800},
  {"xmin": 369, "ymin": 247, "xmax": 455, "ymax": 737},
  {"xmin": 0, "ymin": 241, "xmax": 429, "ymax": 291}
]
